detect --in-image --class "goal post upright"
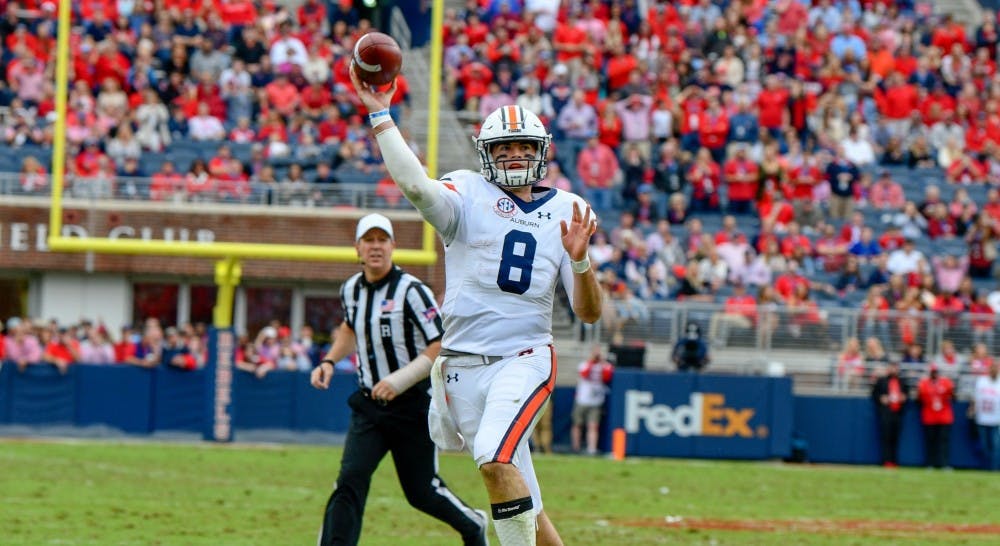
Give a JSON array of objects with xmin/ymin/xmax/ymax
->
[{"xmin": 45, "ymin": 0, "xmax": 445, "ymax": 329}]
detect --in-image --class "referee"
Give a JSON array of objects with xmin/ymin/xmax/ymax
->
[{"xmin": 311, "ymin": 213, "xmax": 488, "ymax": 546}]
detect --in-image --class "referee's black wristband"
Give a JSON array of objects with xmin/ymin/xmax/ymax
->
[{"xmin": 320, "ymin": 359, "xmax": 336, "ymax": 367}]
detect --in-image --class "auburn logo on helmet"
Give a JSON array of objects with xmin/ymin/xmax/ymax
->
[{"xmin": 501, "ymin": 105, "xmax": 524, "ymax": 132}]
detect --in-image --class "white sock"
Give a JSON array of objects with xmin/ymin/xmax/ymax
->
[{"xmin": 493, "ymin": 510, "xmax": 536, "ymax": 546}]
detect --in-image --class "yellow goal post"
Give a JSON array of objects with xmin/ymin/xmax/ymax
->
[{"xmin": 45, "ymin": 0, "xmax": 448, "ymax": 328}]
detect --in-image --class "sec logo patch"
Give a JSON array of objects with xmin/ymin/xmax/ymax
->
[{"xmin": 493, "ymin": 197, "xmax": 516, "ymax": 218}]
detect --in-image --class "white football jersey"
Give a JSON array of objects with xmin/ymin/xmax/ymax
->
[
  {"xmin": 974, "ymin": 375, "xmax": 1000, "ymax": 426},
  {"xmin": 426, "ymin": 170, "xmax": 593, "ymax": 356}
]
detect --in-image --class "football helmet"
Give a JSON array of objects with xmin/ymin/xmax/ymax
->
[{"xmin": 475, "ymin": 105, "xmax": 551, "ymax": 187}]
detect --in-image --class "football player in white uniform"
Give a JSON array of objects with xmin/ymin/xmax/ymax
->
[{"xmin": 351, "ymin": 68, "xmax": 602, "ymax": 546}]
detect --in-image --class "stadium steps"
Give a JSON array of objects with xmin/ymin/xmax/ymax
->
[
  {"xmin": 934, "ymin": 0, "xmax": 984, "ymax": 28},
  {"xmin": 397, "ymin": 34, "xmax": 475, "ymax": 175}
]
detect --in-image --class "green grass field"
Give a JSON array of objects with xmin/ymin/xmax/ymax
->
[{"xmin": 2, "ymin": 439, "xmax": 998, "ymax": 545}]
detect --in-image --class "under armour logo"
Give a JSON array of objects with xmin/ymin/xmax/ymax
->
[
  {"xmin": 446, "ymin": 373, "xmax": 459, "ymax": 383},
  {"xmin": 538, "ymin": 212, "xmax": 551, "ymax": 219}
]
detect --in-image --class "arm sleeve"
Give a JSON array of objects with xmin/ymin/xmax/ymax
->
[
  {"xmin": 375, "ymin": 126, "xmax": 461, "ymax": 243},
  {"xmin": 558, "ymin": 250, "xmax": 582, "ymax": 317}
]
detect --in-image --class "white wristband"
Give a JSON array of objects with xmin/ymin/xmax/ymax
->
[
  {"xmin": 570, "ymin": 257, "xmax": 591, "ymax": 274},
  {"xmin": 368, "ymin": 109, "xmax": 391, "ymax": 128}
]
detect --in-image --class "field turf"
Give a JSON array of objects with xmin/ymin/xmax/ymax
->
[{"xmin": 2, "ymin": 439, "xmax": 998, "ymax": 545}]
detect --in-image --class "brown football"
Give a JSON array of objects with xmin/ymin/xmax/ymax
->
[{"xmin": 352, "ymin": 32, "xmax": 402, "ymax": 86}]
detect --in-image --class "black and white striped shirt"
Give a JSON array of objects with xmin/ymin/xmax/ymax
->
[{"xmin": 341, "ymin": 266, "xmax": 444, "ymax": 390}]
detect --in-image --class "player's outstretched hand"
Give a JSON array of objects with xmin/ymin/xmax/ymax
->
[
  {"xmin": 311, "ymin": 362, "xmax": 333, "ymax": 390},
  {"xmin": 560, "ymin": 201, "xmax": 597, "ymax": 262},
  {"xmin": 349, "ymin": 60, "xmax": 397, "ymax": 115}
]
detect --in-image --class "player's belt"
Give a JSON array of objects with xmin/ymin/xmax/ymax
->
[{"xmin": 440, "ymin": 350, "xmax": 504, "ymax": 365}]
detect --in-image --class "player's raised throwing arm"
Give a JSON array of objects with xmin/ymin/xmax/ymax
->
[{"xmin": 349, "ymin": 67, "xmax": 458, "ymax": 237}]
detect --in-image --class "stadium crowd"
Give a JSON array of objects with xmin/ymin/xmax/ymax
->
[
  {"xmin": 431, "ymin": 0, "xmax": 1000, "ymax": 370},
  {"xmin": 4, "ymin": 0, "xmax": 1000, "ymax": 375},
  {"xmin": 0, "ymin": 314, "xmax": 344, "ymax": 375},
  {"xmin": 0, "ymin": 0, "xmax": 408, "ymax": 203}
]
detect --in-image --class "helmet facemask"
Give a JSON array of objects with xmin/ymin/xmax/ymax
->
[{"xmin": 476, "ymin": 106, "xmax": 551, "ymax": 188}]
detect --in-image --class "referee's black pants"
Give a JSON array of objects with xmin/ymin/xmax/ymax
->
[{"xmin": 320, "ymin": 390, "xmax": 486, "ymax": 546}]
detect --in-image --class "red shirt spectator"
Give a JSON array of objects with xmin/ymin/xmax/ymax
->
[
  {"xmin": 722, "ymin": 154, "xmax": 759, "ymax": 202},
  {"xmin": 933, "ymin": 293, "xmax": 966, "ymax": 328},
  {"xmin": 757, "ymin": 79, "xmax": 789, "ymax": 129},
  {"xmin": 965, "ymin": 121, "xmax": 992, "ymax": 154},
  {"xmin": 552, "ymin": 15, "xmax": 589, "ymax": 62},
  {"xmin": 970, "ymin": 300, "xmax": 996, "ymax": 331},
  {"xmin": 781, "ymin": 232, "xmax": 813, "ymax": 259},
  {"xmin": 484, "ymin": 29, "xmax": 522, "ymax": 66},
  {"xmin": 920, "ymin": 88, "xmax": 956, "ymax": 123},
  {"xmin": 605, "ymin": 51, "xmax": 638, "ymax": 92},
  {"xmin": 723, "ymin": 290, "xmax": 758, "ymax": 322},
  {"xmin": 894, "ymin": 52, "xmax": 919, "ymax": 76},
  {"xmin": 257, "ymin": 116, "xmax": 288, "ymax": 144},
  {"xmin": 301, "ymin": 81, "xmax": 333, "ymax": 112},
  {"xmin": 878, "ymin": 229, "xmax": 906, "ymax": 252},
  {"xmin": 983, "ymin": 189, "xmax": 1000, "ymax": 221},
  {"xmin": 816, "ymin": 227, "xmax": 849, "ymax": 272},
  {"xmin": 94, "ymin": 45, "xmax": 130, "ymax": 90},
  {"xmin": 869, "ymin": 173, "xmax": 906, "ymax": 210},
  {"xmin": 647, "ymin": 3, "xmax": 681, "ymax": 41},
  {"xmin": 597, "ymin": 110, "xmax": 622, "ymax": 150},
  {"xmin": 265, "ymin": 76, "xmax": 301, "ymax": 117},
  {"xmin": 150, "ymin": 163, "xmax": 184, "ymax": 201},
  {"xmin": 875, "ymin": 75, "xmax": 918, "ymax": 120},
  {"xmin": 208, "ymin": 148, "xmax": 233, "ymax": 178},
  {"xmin": 931, "ymin": 17, "xmax": 969, "ymax": 53},
  {"xmin": 457, "ymin": 62, "xmax": 493, "ymax": 105},
  {"xmin": 229, "ymin": 122, "xmax": 256, "ymax": 143},
  {"xmin": 43, "ymin": 330, "xmax": 81, "ymax": 372},
  {"xmin": 698, "ymin": 105, "xmax": 730, "ymax": 150},
  {"xmin": 213, "ymin": 0, "xmax": 257, "ymax": 26},
  {"xmin": 774, "ymin": 0, "xmax": 807, "ymax": 34},
  {"xmin": 839, "ymin": 213, "xmax": 866, "ymax": 244},
  {"xmin": 317, "ymin": 113, "xmax": 348, "ymax": 144},
  {"xmin": 463, "ymin": 13, "xmax": 490, "ymax": 47},
  {"xmin": 162, "ymin": 0, "xmax": 204, "ymax": 15},
  {"xmin": 786, "ymin": 162, "xmax": 822, "ymax": 201},
  {"xmin": 758, "ymin": 198, "xmax": 795, "ymax": 230},
  {"xmin": 79, "ymin": 0, "xmax": 119, "ymax": 20},
  {"xmin": 686, "ymin": 153, "xmax": 721, "ymax": 207},
  {"xmin": 75, "ymin": 143, "xmax": 108, "ymax": 177},
  {"xmin": 774, "ymin": 267, "xmax": 810, "ymax": 300},
  {"xmin": 296, "ymin": 0, "xmax": 326, "ymax": 27},
  {"xmin": 676, "ymin": 90, "xmax": 706, "ymax": 134},
  {"xmin": 577, "ymin": 138, "xmax": 620, "ymax": 189},
  {"xmin": 917, "ymin": 370, "xmax": 955, "ymax": 426},
  {"xmin": 113, "ymin": 329, "xmax": 136, "ymax": 362},
  {"xmin": 946, "ymin": 155, "xmax": 986, "ymax": 183},
  {"xmin": 927, "ymin": 212, "xmax": 957, "ymax": 239},
  {"xmin": 389, "ymin": 75, "xmax": 410, "ymax": 109}
]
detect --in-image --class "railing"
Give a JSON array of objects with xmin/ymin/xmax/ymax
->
[
  {"xmin": 582, "ymin": 300, "xmax": 997, "ymax": 396},
  {"xmin": 0, "ymin": 172, "xmax": 413, "ymax": 210}
]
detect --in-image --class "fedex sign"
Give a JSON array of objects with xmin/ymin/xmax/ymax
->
[{"xmin": 624, "ymin": 390, "xmax": 762, "ymax": 438}]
